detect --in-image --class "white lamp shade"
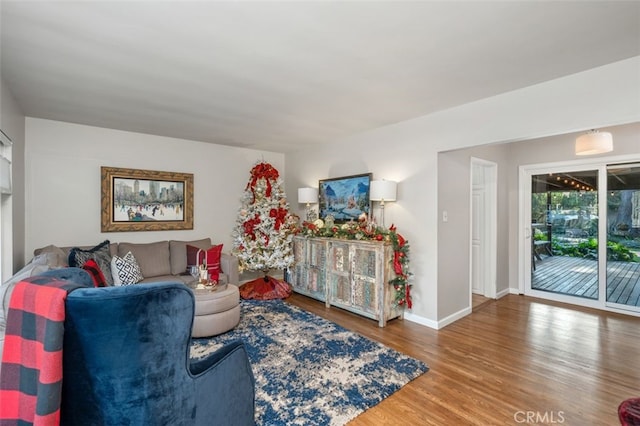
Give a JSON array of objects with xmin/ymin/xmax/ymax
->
[
  {"xmin": 298, "ymin": 187, "xmax": 318, "ymax": 204},
  {"xmin": 575, "ymin": 131, "xmax": 613, "ymax": 156},
  {"xmin": 370, "ymin": 180, "xmax": 397, "ymax": 201}
]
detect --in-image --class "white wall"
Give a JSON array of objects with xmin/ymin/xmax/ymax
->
[
  {"xmin": 438, "ymin": 144, "xmax": 510, "ymax": 321},
  {"xmin": 24, "ymin": 118, "xmax": 285, "ymax": 261},
  {"xmin": 285, "ymin": 56, "xmax": 640, "ymax": 328}
]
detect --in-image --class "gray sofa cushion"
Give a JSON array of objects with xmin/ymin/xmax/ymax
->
[
  {"xmin": 35, "ymin": 243, "xmax": 118, "ymax": 259},
  {"xmin": 118, "ymin": 241, "xmax": 171, "ymax": 278},
  {"xmin": 169, "ymin": 238, "xmax": 212, "ymax": 275}
]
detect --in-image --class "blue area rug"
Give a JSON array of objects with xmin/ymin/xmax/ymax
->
[{"xmin": 190, "ymin": 300, "xmax": 428, "ymax": 425}]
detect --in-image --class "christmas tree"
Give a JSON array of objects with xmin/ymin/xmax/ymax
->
[{"xmin": 232, "ymin": 162, "xmax": 297, "ymax": 299}]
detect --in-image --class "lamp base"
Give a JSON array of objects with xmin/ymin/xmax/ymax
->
[{"xmin": 306, "ymin": 207, "xmax": 317, "ymax": 222}]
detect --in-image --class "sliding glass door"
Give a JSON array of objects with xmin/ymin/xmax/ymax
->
[
  {"xmin": 530, "ymin": 169, "xmax": 599, "ymax": 302},
  {"xmin": 524, "ymin": 161, "xmax": 640, "ymax": 315},
  {"xmin": 606, "ymin": 164, "xmax": 640, "ymax": 312}
]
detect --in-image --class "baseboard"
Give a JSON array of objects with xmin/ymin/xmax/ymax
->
[
  {"xmin": 404, "ymin": 305, "xmax": 474, "ymax": 330},
  {"xmin": 402, "ymin": 312, "xmax": 438, "ymax": 330},
  {"xmin": 436, "ymin": 306, "xmax": 472, "ymax": 329},
  {"xmin": 508, "ymin": 287, "xmax": 521, "ymax": 295},
  {"xmin": 496, "ymin": 288, "xmax": 513, "ymax": 299}
]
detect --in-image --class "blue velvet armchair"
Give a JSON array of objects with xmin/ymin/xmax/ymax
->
[{"xmin": 61, "ymin": 281, "xmax": 255, "ymax": 426}]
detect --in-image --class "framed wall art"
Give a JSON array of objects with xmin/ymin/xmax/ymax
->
[
  {"xmin": 318, "ymin": 173, "xmax": 371, "ymax": 223},
  {"xmin": 101, "ymin": 166, "xmax": 194, "ymax": 232}
]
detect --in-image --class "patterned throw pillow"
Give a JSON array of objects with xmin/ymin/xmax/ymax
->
[
  {"xmin": 68, "ymin": 240, "xmax": 114, "ymax": 286},
  {"xmin": 186, "ymin": 244, "xmax": 223, "ymax": 281},
  {"xmin": 82, "ymin": 259, "xmax": 108, "ymax": 287},
  {"xmin": 111, "ymin": 251, "xmax": 144, "ymax": 286}
]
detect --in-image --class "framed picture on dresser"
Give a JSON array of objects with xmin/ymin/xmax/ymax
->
[{"xmin": 318, "ymin": 173, "xmax": 371, "ymax": 223}]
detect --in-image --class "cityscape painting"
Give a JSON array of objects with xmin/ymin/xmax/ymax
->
[{"xmin": 101, "ymin": 167, "xmax": 193, "ymax": 232}]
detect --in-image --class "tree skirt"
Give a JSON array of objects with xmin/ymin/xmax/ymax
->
[{"xmin": 239, "ymin": 275, "xmax": 291, "ymax": 300}]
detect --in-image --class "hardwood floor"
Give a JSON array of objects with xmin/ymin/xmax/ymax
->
[
  {"xmin": 472, "ymin": 293, "xmax": 493, "ymax": 311},
  {"xmin": 286, "ymin": 292, "xmax": 640, "ymax": 426}
]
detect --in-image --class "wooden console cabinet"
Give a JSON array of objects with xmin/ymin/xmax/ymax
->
[{"xmin": 287, "ymin": 236, "xmax": 403, "ymax": 327}]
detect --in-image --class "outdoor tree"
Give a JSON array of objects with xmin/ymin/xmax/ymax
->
[{"xmin": 232, "ymin": 162, "xmax": 297, "ymax": 299}]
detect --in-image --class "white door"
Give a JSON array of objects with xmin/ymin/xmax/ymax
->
[
  {"xmin": 470, "ymin": 158, "xmax": 497, "ymax": 299},
  {"xmin": 471, "ymin": 186, "xmax": 485, "ymax": 294}
]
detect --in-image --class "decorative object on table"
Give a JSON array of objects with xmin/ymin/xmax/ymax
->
[
  {"xmin": 191, "ymin": 300, "xmax": 428, "ymax": 425},
  {"xmin": 232, "ymin": 162, "xmax": 298, "ymax": 300},
  {"xmin": 298, "ymin": 217, "xmax": 412, "ymax": 309},
  {"xmin": 318, "ymin": 173, "xmax": 371, "ymax": 223},
  {"xmin": 187, "ymin": 244, "xmax": 223, "ymax": 284},
  {"xmin": 297, "ymin": 187, "xmax": 319, "ymax": 221},
  {"xmin": 100, "ymin": 166, "xmax": 193, "ymax": 232},
  {"xmin": 575, "ymin": 129, "xmax": 613, "ymax": 155},
  {"xmin": 370, "ymin": 179, "xmax": 397, "ymax": 227}
]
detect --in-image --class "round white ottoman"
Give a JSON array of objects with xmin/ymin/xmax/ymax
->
[{"xmin": 192, "ymin": 284, "xmax": 240, "ymax": 338}]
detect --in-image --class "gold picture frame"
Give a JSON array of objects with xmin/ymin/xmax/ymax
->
[{"xmin": 101, "ymin": 166, "xmax": 194, "ymax": 232}]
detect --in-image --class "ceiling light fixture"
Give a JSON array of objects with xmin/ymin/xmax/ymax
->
[{"xmin": 575, "ymin": 130, "xmax": 613, "ymax": 156}]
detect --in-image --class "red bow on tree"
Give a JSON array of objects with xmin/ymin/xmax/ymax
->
[
  {"xmin": 269, "ymin": 208, "xmax": 288, "ymax": 231},
  {"xmin": 243, "ymin": 214, "xmax": 261, "ymax": 240},
  {"xmin": 247, "ymin": 163, "xmax": 280, "ymax": 202}
]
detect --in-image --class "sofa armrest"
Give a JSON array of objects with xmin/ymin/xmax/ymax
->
[{"xmin": 220, "ymin": 253, "xmax": 239, "ymax": 285}]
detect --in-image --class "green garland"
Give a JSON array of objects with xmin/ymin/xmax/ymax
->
[{"xmin": 298, "ymin": 219, "xmax": 412, "ymax": 308}]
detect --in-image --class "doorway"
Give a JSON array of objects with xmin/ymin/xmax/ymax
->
[{"xmin": 470, "ymin": 158, "xmax": 497, "ymax": 301}]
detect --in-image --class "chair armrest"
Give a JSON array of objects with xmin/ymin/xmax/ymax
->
[
  {"xmin": 190, "ymin": 341, "xmax": 255, "ymax": 426},
  {"xmin": 220, "ymin": 253, "xmax": 240, "ymax": 285}
]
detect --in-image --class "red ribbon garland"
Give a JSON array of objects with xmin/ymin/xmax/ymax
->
[
  {"xmin": 269, "ymin": 208, "xmax": 288, "ymax": 231},
  {"xmin": 247, "ymin": 163, "xmax": 280, "ymax": 203},
  {"xmin": 392, "ymin": 230, "xmax": 411, "ymax": 308},
  {"xmin": 393, "ymin": 251, "xmax": 403, "ymax": 275}
]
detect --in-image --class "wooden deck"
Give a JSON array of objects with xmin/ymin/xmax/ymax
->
[{"xmin": 532, "ymin": 255, "xmax": 640, "ymax": 306}]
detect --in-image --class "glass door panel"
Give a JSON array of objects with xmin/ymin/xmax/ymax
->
[
  {"xmin": 531, "ymin": 170, "xmax": 599, "ymax": 300},
  {"xmin": 606, "ymin": 164, "xmax": 640, "ymax": 311}
]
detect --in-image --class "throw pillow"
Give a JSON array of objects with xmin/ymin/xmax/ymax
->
[
  {"xmin": 111, "ymin": 251, "xmax": 144, "ymax": 286},
  {"xmin": 82, "ymin": 259, "xmax": 108, "ymax": 287},
  {"xmin": 186, "ymin": 244, "xmax": 223, "ymax": 282},
  {"xmin": 68, "ymin": 240, "xmax": 114, "ymax": 286}
]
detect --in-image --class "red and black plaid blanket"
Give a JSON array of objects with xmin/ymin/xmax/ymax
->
[{"xmin": 0, "ymin": 276, "xmax": 83, "ymax": 426}]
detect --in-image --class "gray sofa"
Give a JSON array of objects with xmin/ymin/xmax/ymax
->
[
  {"xmin": 1, "ymin": 238, "xmax": 239, "ymax": 377},
  {"xmin": 33, "ymin": 238, "xmax": 239, "ymax": 286}
]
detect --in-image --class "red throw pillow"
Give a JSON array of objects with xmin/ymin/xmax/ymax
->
[
  {"xmin": 186, "ymin": 244, "xmax": 223, "ymax": 282},
  {"xmin": 82, "ymin": 259, "xmax": 108, "ymax": 287}
]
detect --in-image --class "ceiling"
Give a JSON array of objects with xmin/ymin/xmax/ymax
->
[{"xmin": 1, "ymin": 1, "xmax": 639, "ymax": 153}]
